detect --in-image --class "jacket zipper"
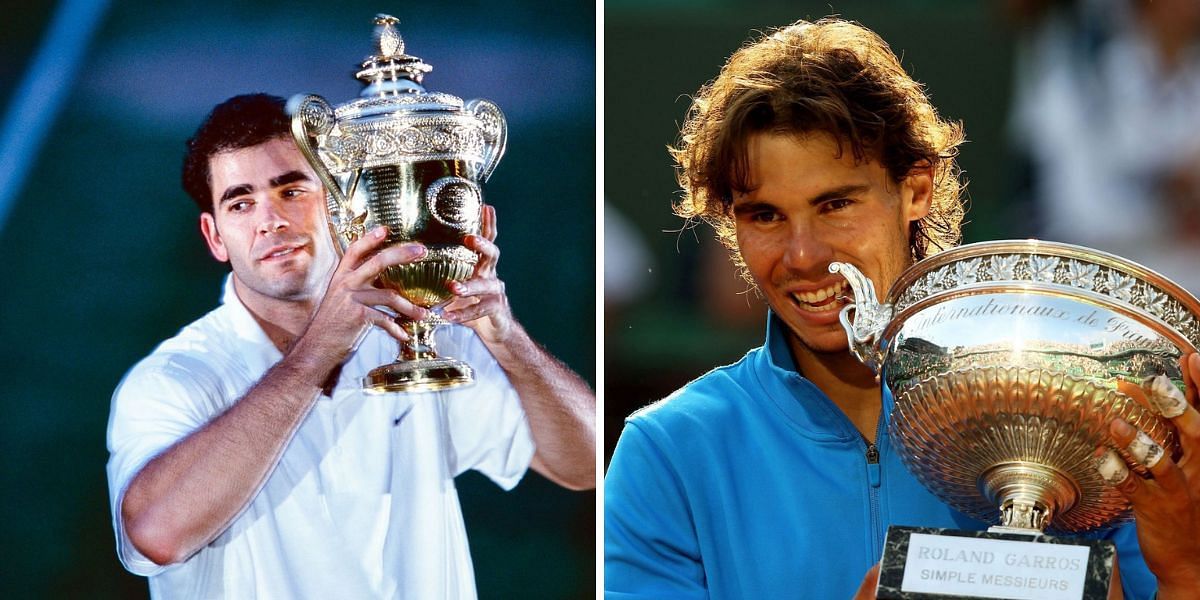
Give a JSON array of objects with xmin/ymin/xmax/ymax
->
[{"xmin": 865, "ymin": 416, "xmax": 885, "ymax": 563}]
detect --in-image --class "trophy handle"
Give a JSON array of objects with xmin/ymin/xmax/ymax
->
[
  {"xmin": 829, "ymin": 262, "xmax": 893, "ymax": 374},
  {"xmin": 287, "ymin": 94, "xmax": 360, "ymax": 242},
  {"xmin": 465, "ymin": 99, "xmax": 507, "ymax": 182}
]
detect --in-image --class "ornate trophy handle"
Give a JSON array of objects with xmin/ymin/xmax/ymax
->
[
  {"xmin": 464, "ymin": 99, "xmax": 507, "ymax": 182},
  {"xmin": 287, "ymin": 94, "xmax": 365, "ymax": 242},
  {"xmin": 829, "ymin": 262, "xmax": 893, "ymax": 374}
]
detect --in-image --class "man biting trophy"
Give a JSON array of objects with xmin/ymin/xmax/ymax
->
[{"xmin": 605, "ymin": 17, "xmax": 1200, "ymax": 600}]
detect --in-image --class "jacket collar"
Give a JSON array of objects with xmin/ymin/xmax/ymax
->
[{"xmin": 751, "ymin": 311, "xmax": 893, "ymax": 441}]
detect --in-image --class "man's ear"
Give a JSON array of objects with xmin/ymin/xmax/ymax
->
[
  {"xmin": 902, "ymin": 164, "xmax": 934, "ymax": 223},
  {"xmin": 199, "ymin": 212, "xmax": 229, "ymax": 262}
]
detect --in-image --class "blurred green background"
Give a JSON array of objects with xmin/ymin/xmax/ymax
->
[
  {"xmin": 604, "ymin": 1, "xmax": 1033, "ymax": 461},
  {"xmin": 0, "ymin": 1, "xmax": 594, "ymax": 598}
]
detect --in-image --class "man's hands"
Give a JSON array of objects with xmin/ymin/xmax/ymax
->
[
  {"xmin": 438, "ymin": 204, "xmax": 596, "ymax": 491},
  {"xmin": 1102, "ymin": 353, "xmax": 1200, "ymax": 597},
  {"xmin": 293, "ymin": 226, "xmax": 429, "ymax": 376},
  {"xmin": 443, "ymin": 205, "xmax": 516, "ymax": 345},
  {"xmin": 853, "ymin": 563, "xmax": 880, "ymax": 599}
]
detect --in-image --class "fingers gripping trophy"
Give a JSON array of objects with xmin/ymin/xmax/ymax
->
[{"xmin": 289, "ymin": 14, "xmax": 506, "ymax": 393}]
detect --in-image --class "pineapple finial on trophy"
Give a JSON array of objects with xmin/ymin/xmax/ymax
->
[
  {"xmin": 375, "ymin": 14, "xmax": 403, "ymax": 57},
  {"xmin": 356, "ymin": 14, "xmax": 432, "ymax": 93}
]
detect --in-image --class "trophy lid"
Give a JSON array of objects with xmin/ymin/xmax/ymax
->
[
  {"xmin": 339, "ymin": 15, "xmax": 466, "ymax": 117},
  {"xmin": 355, "ymin": 15, "xmax": 431, "ymax": 94},
  {"xmin": 290, "ymin": 15, "xmax": 507, "ymax": 180}
]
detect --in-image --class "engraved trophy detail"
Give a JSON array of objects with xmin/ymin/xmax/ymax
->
[
  {"xmin": 289, "ymin": 15, "xmax": 506, "ymax": 393},
  {"xmin": 831, "ymin": 240, "xmax": 1199, "ymax": 599}
]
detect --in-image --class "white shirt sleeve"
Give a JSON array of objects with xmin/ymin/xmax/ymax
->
[
  {"xmin": 105, "ymin": 355, "xmax": 225, "ymax": 576},
  {"xmin": 439, "ymin": 325, "xmax": 535, "ymax": 490}
]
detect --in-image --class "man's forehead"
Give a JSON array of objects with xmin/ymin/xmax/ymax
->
[
  {"xmin": 211, "ymin": 136, "xmax": 306, "ymax": 165},
  {"xmin": 209, "ymin": 139, "xmax": 314, "ymax": 181},
  {"xmin": 735, "ymin": 132, "xmax": 879, "ymax": 194},
  {"xmin": 744, "ymin": 129, "xmax": 864, "ymax": 161},
  {"xmin": 208, "ymin": 138, "xmax": 318, "ymax": 205}
]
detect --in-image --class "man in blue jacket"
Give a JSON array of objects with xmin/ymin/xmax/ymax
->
[{"xmin": 604, "ymin": 18, "xmax": 1200, "ymax": 599}]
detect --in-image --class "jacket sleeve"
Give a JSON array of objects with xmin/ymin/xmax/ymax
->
[
  {"xmin": 1106, "ymin": 520, "xmax": 1157, "ymax": 600},
  {"xmin": 604, "ymin": 420, "xmax": 708, "ymax": 599}
]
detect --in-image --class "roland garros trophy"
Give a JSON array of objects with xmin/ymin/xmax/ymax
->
[
  {"xmin": 289, "ymin": 15, "xmax": 506, "ymax": 393},
  {"xmin": 830, "ymin": 240, "xmax": 1200, "ymax": 599}
]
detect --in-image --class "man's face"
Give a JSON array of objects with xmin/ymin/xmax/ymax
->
[
  {"xmin": 732, "ymin": 131, "xmax": 932, "ymax": 355},
  {"xmin": 199, "ymin": 137, "xmax": 335, "ymax": 308}
]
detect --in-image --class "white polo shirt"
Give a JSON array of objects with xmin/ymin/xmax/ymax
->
[{"xmin": 106, "ymin": 277, "xmax": 534, "ymax": 599}]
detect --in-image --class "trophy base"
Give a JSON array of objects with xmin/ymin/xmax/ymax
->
[
  {"xmin": 362, "ymin": 358, "xmax": 474, "ymax": 394},
  {"xmin": 876, "ymin": 525, "xmax": 1114, "ymax": 600}
]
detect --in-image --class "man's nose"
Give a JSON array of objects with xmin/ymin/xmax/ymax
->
[
  {"xmin": 257, "ymin": 197, "xmax": 290, "ymax": 234},
  {"xmin": 780, "ymin": 221, "xmax": 832, "ymax": 275}
]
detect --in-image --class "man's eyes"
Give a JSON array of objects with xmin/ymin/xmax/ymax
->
[
  {"xmin": 736, "ymin": 197, "xmax": 854, "ymax": 223},
  {"xmin": 750, "ymin": 210, "xmax": 782, "ymax": 223},
  {"xmin": 227, "ymin": 200, "xmax": 252, "ymax": 213},
  {"xmin": 819, "ymin": 198, "xmax": 853, "ymax": 213}
]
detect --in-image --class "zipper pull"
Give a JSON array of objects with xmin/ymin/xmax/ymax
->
[{"xmin": 866, "ymin": 442, "xmax": 881, "ymax": 487}]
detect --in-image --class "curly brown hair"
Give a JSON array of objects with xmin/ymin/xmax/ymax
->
[{"xmin": 671, "ymin": 18, "xmax": 966, "ymax": 269}]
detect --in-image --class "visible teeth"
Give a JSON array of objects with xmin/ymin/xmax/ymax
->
[
  {"xmin": 790, "ymin": 281, "xmax": 847, "ymax": 310},
  {"xmin": 269, "ymin": 248, "xmax": 295, "ymax": 258},
  {"xmin": 796, "ymin": 302, "xmax": 833, "ymax": 313}
]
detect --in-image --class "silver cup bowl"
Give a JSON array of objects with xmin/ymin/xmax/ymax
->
[{"xmin": 832, "ymin": 240, "xmax": 1199, "ymax": 533}]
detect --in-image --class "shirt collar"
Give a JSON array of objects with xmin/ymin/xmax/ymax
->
[{"xmin": 219, "ymin": 273, "xmax": 284, "ymax": 363}]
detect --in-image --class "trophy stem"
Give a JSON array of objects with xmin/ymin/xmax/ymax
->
[
  {"xmin": 361, "ymin": 315, "xmax": 474, "ymax": 394},
  {"xmin": 401, "ymin": 317, "xmax": 439, "ymax": 361},
  {"xmin": 980, "ymin": 461, "xmax": 1080, "ymax": 534}
]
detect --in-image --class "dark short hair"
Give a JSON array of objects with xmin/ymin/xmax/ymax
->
[
  {"xmin": 181, "ymin": 94, "xmax": 291, "ymax": 212},
  {"xmin": 671, "ymin": 18, "xmax": 966, "ymax": 268}
]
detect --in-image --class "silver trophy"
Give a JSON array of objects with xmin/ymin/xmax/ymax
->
[
  {"xmin": 289, "ymin": 15, "xmax": 505, "ymax": 394},
  {"xmin": 832, "ymin": 240, "xmax": 1199, "ymax": 598}
]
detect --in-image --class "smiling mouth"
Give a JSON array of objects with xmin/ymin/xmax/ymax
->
[
  {"xmin": 789, "ymin": 280, "xmax": 850, "ymax": 313},
  {"xmin": 260, "ymin": 244, "xmax": 305, "ymax": 261}
]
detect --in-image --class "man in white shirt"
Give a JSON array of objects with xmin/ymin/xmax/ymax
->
[{"xmin": 105, "ymin": 94, "xmax": 595, "ymax": 599}]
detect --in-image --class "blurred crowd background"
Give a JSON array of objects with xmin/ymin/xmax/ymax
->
[
  {"xmin": 605, "ymin": 0, "xmax": 1200, "ymax": 462},
  {"xmin": 0, "ymin": 1, "xmax": 594, "ymax": 598}
]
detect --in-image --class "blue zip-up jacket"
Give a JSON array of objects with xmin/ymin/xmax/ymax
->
[{"xmin": 604, "ymin": 314, "xmax": 1155, "ymax": 599}]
